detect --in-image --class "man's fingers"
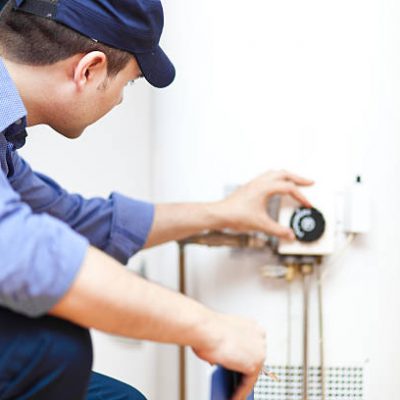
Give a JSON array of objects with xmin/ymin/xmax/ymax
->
[
  {"xmin": 285, "ymin": 172, "xmax": 314, "ymax": 186},
  {"xmin": 268, "ymin": 182, "xmax": 312, "ymax": 208},
  {"xmin": 271, "ymin": 170, "xmax": 314, "ymax": 186},
  {"xmin": 231, "ymin": 373, "xmax": 259, "ymax": 400},
  {"xmin": 262, "ymin": 216, "xmax": 295, "ymax": 240},
  {"xmin": 287, "ymin": 185, "xmax": 313, "ymax": 208}
]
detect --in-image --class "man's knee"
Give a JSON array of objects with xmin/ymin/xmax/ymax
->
[
  {"xmin": 0, "ymin": 309, "xmax": 93, "ymax": 399},
  {"xmin": 124, "ymin": 387, "xmax": 147, "ymax": 400},
  {"xmin": 118, "ymin": 386, "xmax": 147, "ymax": 400},
  {"xmin": 87, "ymin": 372, "xmax": 147, "ymax": 400},
  {"xmin": 42, "ymin": 316, "xmax": 93, "ymax": 382},
  {"xmin": 29, "ymin": 317, "xmax": 93, "ymax": 399}
]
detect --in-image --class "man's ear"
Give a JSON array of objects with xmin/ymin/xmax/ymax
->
[{"xmin": 73, "ymin": 51, "xmax": 108, "ymax": 91}]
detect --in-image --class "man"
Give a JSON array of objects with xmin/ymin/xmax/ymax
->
[{"xmin": 0, "ymin": 1, "xmax": 313, "ymax": 399}]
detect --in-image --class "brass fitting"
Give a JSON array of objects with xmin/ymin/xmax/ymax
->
[
  {"xmin": 301, "ymin": 264, "xmax": 314, "ymax": 276},
  {"xmin": 285, "ymin": 264, "xmax": 297, "ymax": 282}
]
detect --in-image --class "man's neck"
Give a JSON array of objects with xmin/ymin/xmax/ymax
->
[{"xmin": 2, "ymin": 58, "xmax": 47, "ymax": 127}]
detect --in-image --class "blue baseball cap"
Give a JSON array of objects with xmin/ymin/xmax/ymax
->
[{"xmin": 12, "ymin": 0, "xmax": 175, "ymax": 88}]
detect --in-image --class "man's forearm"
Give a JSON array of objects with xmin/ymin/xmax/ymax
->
[
  {"xmin": 50, "ymin": 246, "xmax": 217, "ymax": 348},
  {"xmin": 144, "ymin": 202, "xmax": 226, "ymax": 248},
  {"xmin": 144, "ymin": 171, "xmax": 314, "ymax": 248},
  {"xmin": 50, "ymin": 246, "xmax": 267, "ymax": 386}
]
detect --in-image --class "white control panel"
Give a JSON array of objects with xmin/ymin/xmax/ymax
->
[{"xmin": 278, "ymin": 186, "xmax": 336, "ymax": 256}]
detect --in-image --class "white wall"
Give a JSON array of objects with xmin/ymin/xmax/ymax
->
[{"xmin": 152, "ymin": 0, "xmax": 400, "ymax": 399}]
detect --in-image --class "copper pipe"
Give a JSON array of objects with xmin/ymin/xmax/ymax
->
[
  {"xmin": 179, "ymin": 244, "xmax": 186, "ymax": 400},
  {"xmin": 176, "ymin": 231, "xmax": 270, "ymax": 400},
  {"xmin": 286, "ymin": 280, "xmax": 293, "ymax": 400},
  {"xmin": 179, "ymin": 231, "xmax": 269, "ymax": 249},
  {"xmin": 301, "ymin": 264, "xmax": 313, "ymax": 400},
  {"xmin": 316, "ymin": 266, "xmax": 326, "ymax": 400}
]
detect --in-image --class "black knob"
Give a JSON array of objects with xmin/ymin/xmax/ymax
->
[{"xmin": 290, "ymin": 207, "xmax": 326, "ymax": 242}]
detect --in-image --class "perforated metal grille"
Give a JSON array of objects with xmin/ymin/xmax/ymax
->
[{"xmin": 255, "ymin": 365, "xmax": 364, "ymax": 400}]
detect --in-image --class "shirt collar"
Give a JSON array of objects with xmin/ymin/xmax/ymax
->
[
  {"xmin": 4, "ymin": 117, "xmax": 27, "ymax": 150},
  {"xmin": 0, "ymin": 58, "xmax": 27, "ymax": 137}
]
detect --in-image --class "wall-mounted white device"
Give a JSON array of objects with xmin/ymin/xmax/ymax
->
[
  {"xmin": 343, "ymin": 176, "xmax": 371, "ymax": 234},
  {"xmin": 278, "ymin": 186, "xmax": 336, "ymax": 256}
]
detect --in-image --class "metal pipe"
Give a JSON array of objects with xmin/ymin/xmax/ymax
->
[
  {"xmin": 316, "ymin": 266, "xmax": 326, "ymax": 400},
  {"xmin": 286, "ymin": 281, "xmax": 293, "ymax": 400},
  {"xmin": 301, "ymin": 265, "xmax": 312, "ymax": 400},
  {"xmin": 175, "ymin": 231, "xmax": 273, "ymax": 400},
  {"xmin": 179, "ymin": 244, "xmax": 186, "ymax": 400},
  {"xmin": 179, "ymin": 231, "xmax": 269, "ymax": 249}
]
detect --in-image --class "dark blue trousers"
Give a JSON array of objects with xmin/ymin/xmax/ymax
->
[{"xmin": 0, "ymin": 308, "xmax": 146, "ymax": 400}]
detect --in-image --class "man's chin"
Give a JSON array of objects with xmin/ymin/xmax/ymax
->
[{"xmin": 53, "ymin": 126, "xmax": 86, "ymax": 139}]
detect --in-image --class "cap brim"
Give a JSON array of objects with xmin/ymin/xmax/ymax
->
[{"xmin": 135, "ymin": 46, "xmax": 175, "ymax": 89}]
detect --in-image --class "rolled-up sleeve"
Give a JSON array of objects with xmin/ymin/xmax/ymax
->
[
  {"xmin": 9, "ymin": 152, "xmax": 154, "ymax": 264},
  {"xmin": 0, "ymin": 167, "xmax": 89, "ymax": 317}
]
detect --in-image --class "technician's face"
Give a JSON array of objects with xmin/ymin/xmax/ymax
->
[{"xmin": 52, "ymin": 57, "xmax": 142, "ymax": 138}]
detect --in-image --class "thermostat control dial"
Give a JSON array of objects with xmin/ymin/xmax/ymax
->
[{"xmin": 290, "ymin": 207, "xmax": 326, "ymax": 242}]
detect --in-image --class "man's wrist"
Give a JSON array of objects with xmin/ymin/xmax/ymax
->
[
  {"xmin": 189, "ymin": 305, "xmax": 222, "ymax": 351},
  {"xmin": 145, "ymin": 201, "xmax": 233, "ymax": 248},
  {"xmin": 205, "ymin": 200, "xmax": 232, "ymax": 231}
]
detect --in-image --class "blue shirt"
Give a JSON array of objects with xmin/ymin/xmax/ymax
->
[{"xmin": 0, "ymin": 59, "xmax": 154, "ymax": 317}]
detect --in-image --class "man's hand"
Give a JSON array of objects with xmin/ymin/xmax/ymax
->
[
  {"xmin": 145, "ymin": 170, "xmax": 313, "ymax": 247},
  {"xmin": 213, "ymin": 170, "xmax": 314, "ymax": 240},
  {"xmin": 193, "ymin": 313, "xmax": 266, "ymax": 400}
]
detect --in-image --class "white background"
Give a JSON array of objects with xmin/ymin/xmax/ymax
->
[{"xmin": 22, "ymin": 0, "xmax": 400, "ymax": 399}]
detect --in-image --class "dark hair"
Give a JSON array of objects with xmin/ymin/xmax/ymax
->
[{"xmin": 0, "ymin": 2, "xmax": 132, "ymax": 76}]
